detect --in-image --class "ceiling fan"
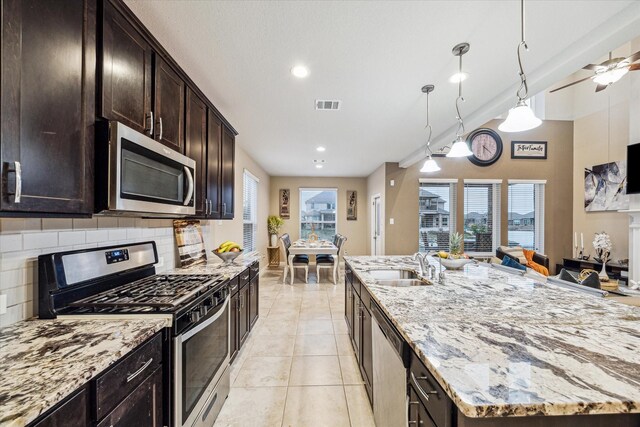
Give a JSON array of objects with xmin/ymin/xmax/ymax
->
[{"xmin": 550, "ymin": 51, "xmax": 640, "ymax": 93}]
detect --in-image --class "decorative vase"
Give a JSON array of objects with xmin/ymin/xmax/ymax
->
[
  {"xmin": 270, "ymin": 234, "xmax": 278, "ymax": 247},
  {"xmin": 599, "ymin": 260, "xmax": 609, "ymax": 282}
]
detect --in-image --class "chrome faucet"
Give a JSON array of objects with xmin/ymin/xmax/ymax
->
[
  {"xmin": 413, "ymin": 252, "xmax": 443, "ymax": 284},
  {"xmin": 412, "ymin": 252, "xmax": 428, "ymax": 277}
]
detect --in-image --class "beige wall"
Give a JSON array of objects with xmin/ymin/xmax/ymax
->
[
  {"xmin": 367, "ymin": 164, "xmax": 386, "ymax": 255},
  {"xmin": 202, "ymin": 145, "xmax": 270, "ymax": 259},
  {"xmin": 382, "ymin": 119, "xmax": 575, "ymax": 269},
  {"xmin": 269, "ymin": 177, "xmax": 368, "ymax": 256},
  {"xmin": 573, "ymin": 102, "xmax": 630, "ymax": 262}
]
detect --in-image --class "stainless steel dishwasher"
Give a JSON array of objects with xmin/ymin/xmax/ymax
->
[{"xmin": 371, "ymin": 301, "xmax": 409, "ymax": 427}]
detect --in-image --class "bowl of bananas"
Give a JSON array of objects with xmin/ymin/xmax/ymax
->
[{"xmin": 212, "ymin": 241, "xmax": 243, "ymax": 263}]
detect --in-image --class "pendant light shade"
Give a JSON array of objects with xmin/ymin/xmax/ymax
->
[
  {"xmin": 446, "ymin": 136, "xmax": 473, "ymax": 157},
  {"xmin": 421, "ymin": 156, "xmax": 441, "ymax": 172},
  {"xmin": 498, "ymin": 100, "xmax": 542, "ymax": 132},
  {"xmin": 499, "ymin": 0, "xmax": 542, "ymax": 133}
]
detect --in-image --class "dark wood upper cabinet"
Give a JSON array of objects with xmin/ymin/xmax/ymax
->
[
  {"xmin": 153, "ymin": 56, "xmax": 185, "ymax": 152},
  {"xmin": 221, "ymin": 126, "xmax": 235, "ymax": 219},
  {"xmin": 100, "ymin": 0, "xmax": 152, "ymax": 135},
  {"xmin": 185, "ymin": 88, "xmax": 207, "ymax": 216},
  {"xmin": 207, "ymin": 111, "xmax": 222, "ymax": 218},
  {"xmin": 1, "ymin": 0, "xmax": 95, "ymax": 215}
]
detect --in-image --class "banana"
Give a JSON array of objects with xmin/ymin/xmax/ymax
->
[
  {"xmin": 218, "ymin": 241, "xmax": 239, "ymax": 253},
  {"xmin": 226, "ymin": 243, "xmax": 240, "ymax": 251}
]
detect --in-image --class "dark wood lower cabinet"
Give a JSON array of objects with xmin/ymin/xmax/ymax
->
[
  {"xmin": 249, "ymin": 275, "xmax": 259, "ymax": 328},
  {"xmin": 96, "ymin": 368, "xmax": 163, "ymax": 427},
  {"xmin": 32, "ymin": 388, "xmax": 88, "ymax": 427},
  {"xmin": 230, "ymin": 289, "xmax": 240, "ymax": 362},
  {"xmin": 360, "ymin": 304, "xmax": 373, "ymax": 403},
  {"xmin": 409, "ymin": 385, "xmax": 437, "ymax": 427},
  {"xmin": 238, "ymin": 284, "xmax": 250, "ymax": 347}
]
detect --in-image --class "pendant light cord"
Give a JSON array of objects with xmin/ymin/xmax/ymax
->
[
  {"xmin": 425, "ymin": 90, "xmax": 433, "ymax": 156},
  {"xmin": 455, "ymin": 50, "xmax": 465, "ymax": 137},
  {"xmin": 516, "ymin": 0, "xmax": 529, "ymax": 102}
]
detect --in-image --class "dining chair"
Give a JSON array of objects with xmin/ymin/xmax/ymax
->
[
  {"xmin": 316, "ymin": 235, "xmax": 347, "ymax": 284},
  {"xmin": 280, "ymin": 233, "xmax": 309, "ymax": 284}
]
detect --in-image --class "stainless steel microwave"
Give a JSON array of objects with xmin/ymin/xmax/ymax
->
[{"xmin": 96, "ymin": 121, "xmax": 196, "ymax": 216}]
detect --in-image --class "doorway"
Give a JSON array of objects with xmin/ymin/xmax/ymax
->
[{"xmin": 371, "ymin": 194, "xmax": 383, "ymax": 256}]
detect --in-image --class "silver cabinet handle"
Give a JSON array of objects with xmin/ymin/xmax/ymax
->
[
  {"xmin": 205, "ymin": 199, "xmax": 210, "ymax": 215},
  {"xmin": 183, "ymin": 166, "xmax": 194, "ymax": 206},
  {"xmin": 13, "ymin": 161, "xmax": 22, "ymax": 203},
  {"xmin": 223, "ymin": 202, "xmax": 226, "ymax": 216},
  {"xmin": 126, "ymin": 358, "xmax": 153, "ymax": 383},
  {"xmin": 146, "ymin": 111, "xmax": 154, "ymax": 136},
  {"xmin": 410, "ymin": 371, "xmax": 438, "ymax": 402},
  {"xmin": 158, "ymin": 117, "xmax": 163, "ymax": 140}
]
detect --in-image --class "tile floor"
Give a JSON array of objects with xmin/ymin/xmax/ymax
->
[{"xmin": 214, "ymin": 268, "xmax": 375, "ymax": 427}]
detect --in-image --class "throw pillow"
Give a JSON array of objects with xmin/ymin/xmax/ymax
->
[
  {"xmin": 499, "ymin": 246, "xmax": 527, "ymax": 264},
  {"xmin": 558, "ymin": 268, "xmax": 579, "ymax": 283},
  {"xmin": 522, "ymin": 249, "xmax": 549, "ymax": 276},
  {"xmin": 580, "ymin": 271, "xmax": 601, "ymax": 289},
  {"xmin": 501, "ymin": 256, "xmax": 527, "ymax": 271}
]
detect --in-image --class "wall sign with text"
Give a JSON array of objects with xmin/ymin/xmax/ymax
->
[{"xmin": 511, "ymin": 141, "xmax": 547, "ymax": 159}]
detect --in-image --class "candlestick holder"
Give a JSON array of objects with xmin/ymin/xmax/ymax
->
[{"xmin": 574, "ymin": 245, "xmax": 578, "ymax": 259}]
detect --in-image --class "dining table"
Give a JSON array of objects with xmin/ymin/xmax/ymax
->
[{"xmin": 284, "ymin": 239, "xmax": 339, "ymax": 285}]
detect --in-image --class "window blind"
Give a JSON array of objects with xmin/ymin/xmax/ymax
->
[
  {"xmin": 419, "ymin": 181, "xmax": 457, "ymax": 252},
  {"xmin": 508, "ymin": 182, "xmax": 545, "ymax": 252},
  {"xmin": 463, "ymin": 182, "xmax": 501, "ymax": 254},
  {"xmin": 243, "ymin": 171, "xmax": 258, "ymax": 252}
]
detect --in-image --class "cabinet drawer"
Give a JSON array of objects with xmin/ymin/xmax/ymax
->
[
  {"xmin": 250, "ymin": 262, "xmax": 259, "ymax": 279},
  {"xmin": 409, "ymin": 352, "xmax": 453, "ymax": 427},
  {"xmin": 238, "ymin": 268, "xmax": 251, "ymax": 288},
  {"xmin": 95, "ymin": 333, "xmax": 162, "ymax": 420},
  {"xmin": 229, "ymin": 276, "xmax": 240, "ymax": 295},
  {"xmin": 32, "ymin": 387, "xmax": 88, "ymax": 427}
]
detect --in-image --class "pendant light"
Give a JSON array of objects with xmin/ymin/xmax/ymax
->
[
  {"xmin": 420, "ymin": 84, "xmax": 441, "ymax": 173},
  {"xmin": 447, "ymin": 43, "xmax": 473, "ymax": 158},
  {"xmin": 498, "ymin": 0, "xmax": 542, "ymax": 132}
]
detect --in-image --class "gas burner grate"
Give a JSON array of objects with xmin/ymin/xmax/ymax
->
[{"xmin": 69, "ymin": 274, "xmax": 224, "ymax": 311}]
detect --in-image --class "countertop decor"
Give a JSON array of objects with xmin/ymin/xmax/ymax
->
[{"xmin": 345, "ymin": 255, "xmax": 640, "ymax": 418}]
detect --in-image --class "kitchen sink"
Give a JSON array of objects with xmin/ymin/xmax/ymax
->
[
  {"xmin": 375, "ymin": 279, "xmax": 430, "ymax": 287},
  {"xmin": 366, "ymin": 269, "xmax": 420, "ymax": 281}
]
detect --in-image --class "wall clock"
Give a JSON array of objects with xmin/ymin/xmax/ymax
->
[{"xmin": 467, "ymin": 128, "xmax": 503, "ymax": 166}]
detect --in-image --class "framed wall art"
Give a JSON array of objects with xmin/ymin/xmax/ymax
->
[
  {"xmin": 347, "ymin": 190, "xmax": 357, "ymax": 220},
  {"xmin": 585, "ymin": 160, "xmax": 629, "ymax": 212},
  {"xmin": 511, "ymin": 141, "xmax": 547, "ymax": 159},
  {"xmin": 279, "ymin": 189, "xmax": 290, "ymax": 219}
]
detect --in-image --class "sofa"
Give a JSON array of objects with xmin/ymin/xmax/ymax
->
[{"xmin": 495, "ymin": 247, "xmax": 550, "ymax": 270}]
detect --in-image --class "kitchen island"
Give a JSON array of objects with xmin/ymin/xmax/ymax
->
[{"xmin": 345, "ymin": 256, "xmax": 640, "ymax": 426}]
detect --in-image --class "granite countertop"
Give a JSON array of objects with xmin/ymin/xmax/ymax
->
[
  {"xmin": 345, "ymin": 256, "xmax": 640, "ymax": 418},
  {"xmin": 0, "ymin": 318, "xmax": 169, "ymax": 427},
  {"xmin": 170, "ymin": 252, "xmax": 262, "ymax": 277}
]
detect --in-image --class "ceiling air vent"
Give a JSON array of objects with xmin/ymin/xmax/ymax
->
[{"xmin": 315, "ymin": 100, "xmax": 341, "ymax": 111}]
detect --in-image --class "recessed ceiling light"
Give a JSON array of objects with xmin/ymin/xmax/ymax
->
[
  {"xmin": 316, "ymin": 146, "xmax": 326, "ymax": 152},
  {"xmin": 315, "ymin": 164, "xmax": 323, "ymax": 169},
  {"xmin": 449, "ymin": 72, "xmax": 468, "ymax": 83},
  {"xmin": 291, "ymin": 65, "xmax": 309, "ymax": 78}
]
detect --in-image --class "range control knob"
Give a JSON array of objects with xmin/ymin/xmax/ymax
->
[
  {"xmin": 189, "ymin": 310, "xmax": 200, "ymax": 323},
  {"xmin": 199, "ymin": 305, "xmax": 208, "ymax": 317}
]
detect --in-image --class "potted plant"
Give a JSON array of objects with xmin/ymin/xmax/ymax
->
[
  {"xmin": 593, "ymin": 231, "xmax": 612, "ymax": 281},
  {"xmin": 267, "ymin": 215, "xmax": 284, "ymax": 247}
]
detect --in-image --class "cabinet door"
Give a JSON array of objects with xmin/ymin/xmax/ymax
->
[
  {"xmin": 361, "ymin": 306, "xmax": 374, "ymax": 403},
  {"xmin": 408, "ymin": 386, "xmax": 437, "ymax": 427},
  {"xmin": 185, "ymin": 88, "xmax": 207, "ymax": 216},
  {"xmin": 351, "ymin": 289, "xmax": 361, "ymax": 359},
  {"xmin": 238, "ymin": 285, "xmax": 250, "ymax": 347},
  {"xmin": 220, "ymin": 126, "xmax": 235, "ymax": 219},
  {"xmin": 96, "ymin": 368, "xmax": 163, "ymax": 427},
  {"xmin": 153, "ymin": 56, "xmax": 185, "ymax": 152},
  {"xmin": 345, "ymin": 283, "xmax": 353, "ymax": 337},
  {"xmin": 230, "ymin": 291, "xmax": 239, "ymax": 362},
  {"xmin": 207, "ymin": 111, "xmax": 222, "ymax": 218},
  {"xmin": 100, "ymin": 0, "xmax": 152, "ymax": 134},
  {"xmin": 249, "ymin": 276, "xmax": 259, "ymax": 329},
  {"xmin": 1, "ymin": 0, "xmax": 95, "ymax": 214},
  {"xmin": 33, "ymin": 387, "xmax": 88, "ymax": 427}
]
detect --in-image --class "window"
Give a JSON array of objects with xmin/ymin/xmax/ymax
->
[
  {"xmin": 463, "ymin": 180, "xmax": 501, "ymax": 254},
  {"xmin": 419, "ymin": 179, "xmax": 457, "ymax": 252},
  {"xmin": 508, "ymin": 180, "xmax": 545, "ymax": 252},
  {"xmin": 242, "ymin": 170, "xmax": 259, "ymax": 252},
  {"xmin": 300, "ymin": 188, "xmax": 337, "ymax": 241}
]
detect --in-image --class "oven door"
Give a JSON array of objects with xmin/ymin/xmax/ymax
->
[
  {"xmin": 174, "ymin": 297, "xmax": 230, "ymax": 427},
  {"xmin": 108, "ymin": 121, "xmax": 196, "ymax": 216}
]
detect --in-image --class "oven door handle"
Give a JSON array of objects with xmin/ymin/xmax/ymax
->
[
  {"xmin": 181, "ymin": 296, "xmax": 229, "ymax": 341},
  {"xmin": 184, "ymin": 166, "xmax": 194, "ymax": 206}
]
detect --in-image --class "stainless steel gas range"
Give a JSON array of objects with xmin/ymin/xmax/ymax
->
[{"xmin": 38, "ymin": 241, "xmax": 230, "ymax": 427}]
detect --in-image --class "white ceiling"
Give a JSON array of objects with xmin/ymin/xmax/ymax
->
[{"xmin": 124, "ymin": 0, "xmax": 640, "ymax": 177}]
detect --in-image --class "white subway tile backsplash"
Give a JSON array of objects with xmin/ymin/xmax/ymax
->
[
  {"xmin": 86, "ymin": 229, "xmax": 109, "ymax": 243},
  {"xmin": 59, "ymin": 231, "xmax": 86, "ymax": 246},
  {"xmin": 0, "ymin": 217, "xmax": 177, "ymax": 327},
  {"xmin": 23, "ymin": 232, "xmax": 58, "ymax": 250},
  {"xmin": 0, "ymin": 234, "xmax": 22, "ymax": 253},
  {"xmin": 108, "ymin": 229, "xmax": 127, "ymax": 241}
]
